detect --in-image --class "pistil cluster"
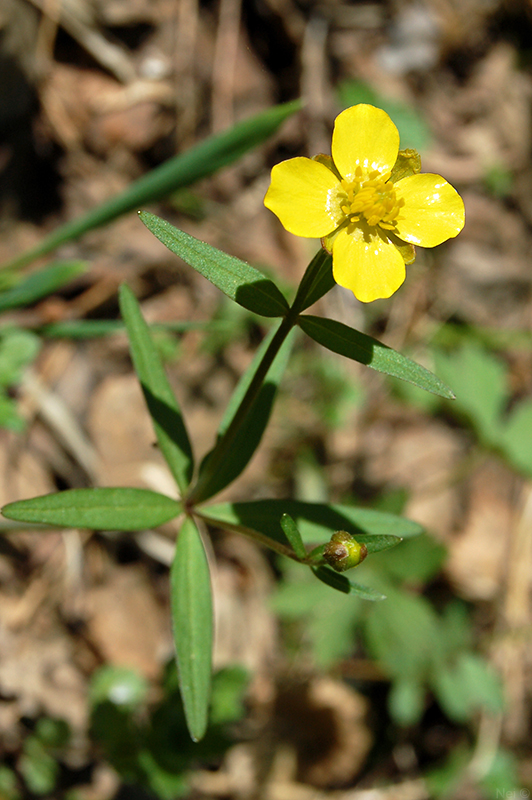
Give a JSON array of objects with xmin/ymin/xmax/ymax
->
[{"xmin": 339, "ymin": 166, "xmax": 405, "ymax": 231}]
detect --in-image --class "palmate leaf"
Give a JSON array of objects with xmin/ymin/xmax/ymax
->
[
  {"xmin": 2, "ymin": 487, "xmax": 181, "ymax": 530},
  {"xmin": 139, "ymin": 213, "xmax": 289, "ymax": 318},
  {"xmin": 197, "ymin": 499, "xmax": 420, "ymax": 553},
  {"xmin": 170, "ymin": 517, "xmax": 213, "ymax": 742},
  {"xmin": 298, "ymin": 315, "xmax": 455, "ymax": 399},
  {"xmin": 119, "ymin": 285, "xmax": 194, "ymax": 494},
  {"xmin": 2, "ymin": 100, "xmax": 301, "ymax": 272}
]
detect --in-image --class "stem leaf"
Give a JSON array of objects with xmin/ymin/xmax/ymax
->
[
  {"xmin": 119, "ymin": 284, "xmax": 194, "ymax": 494},
  {"xmin": 312, "ymin": 566, "xmax": 387, "ymax": 600},
  {"xmin": 280, "ymin": 513, "xmax": 307, "ymax": 559},
  {"xmin": 198, "ymin": 499, "xmax": 420, "ymax": 552},
  {"xmin": 139, "ymin": 213, "xmax": 289, "ymax": 318},
  {"xmin": 298, "ymin": 315, "xmax": 455, "ymax": 399},
  {"xmin": 171, "ymin": 517, "xmax": 213, "ymax": 741},
  {"xmin": 194, "ymin": 327, "xmax": 294, "ymax": 503},
  {"xmin": 2, "ymin": 487, "xmax": 181, "ymax": 530}
]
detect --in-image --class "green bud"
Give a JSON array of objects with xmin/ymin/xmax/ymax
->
[{"xmin": 322, "ymin": 531, "xmax": 368, "ymax": 572}]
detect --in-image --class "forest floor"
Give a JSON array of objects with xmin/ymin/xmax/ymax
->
[{"xmin": 1, "ymin": 0, "xmax": 532, "ymax": 798}]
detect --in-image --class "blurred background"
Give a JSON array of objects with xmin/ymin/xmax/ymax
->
[{"xmin": 1, "ymin": 0, "xmax": 532, "ymax": 797}]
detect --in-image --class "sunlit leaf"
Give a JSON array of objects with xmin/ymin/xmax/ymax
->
[
  {"xmin": 140, "ymin": 213, "xmax": 289, "ymax": 318},
  {"xmin": 170, "ymin": 517, "xmax": 213, "ymax": 741},
  {"xmin": 119, "ymin": 284, "xmax": 194, "ymax": 493},
  {"xmin": 2, "ymin": 487, "xmax": 181, "ymax": 530},
  {"xmin": 298, "ymin": 315, "xmax": 454, "ymax": 398}
]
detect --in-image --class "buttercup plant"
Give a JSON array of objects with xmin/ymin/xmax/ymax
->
[{"xmin": 2, "ymin": 104, "xmax": 464, "ymax": 742}]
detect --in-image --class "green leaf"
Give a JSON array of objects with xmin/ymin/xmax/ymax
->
[
  {"xmin": 2, "ymin": 487, "xmax": 181, "ymax": 530},
  {"xmin": 0, "ymin": 261, "xmax": 86, "ymax": 312},
  {"xmin": 364, "ymin": 588, "xmax": 441, "ymax": 681},
  {"xmin": 501, "ymin": 398, "xmax": 532, "ymax": 476},
  {"xmin": 170, "ymin": 517, "xmax": 213, "ymax": 741},
  {"xmin": 198, "ymin": 499, "xmax": 419, "ymax": 553},
  {"xmin": 89, "ymin": 666, "xmax": 149, "ymax": 709},
  {"xmin": 388, "ymin": 679, "xmax": 426, "ymax": 726},
  {"xmin": 272, "ymin": 562, "xmax": 362, "ymax": 666},
  {"xmin": 376, "ymin": 533, "xmax": 446, "ymax": 583},
  {"xmin": 19, "ymin": 739, "xmax": 58, "ymax": 795},
  {"xmin": 0, "ymin": 328, "xmax": 40, "ymax": 387},
  {"xmin": 139, "ymin": 212, "xmax": 289, "ymax": 318},
  {"xmin": 432, "ymin": 652, "xmax": 504, "ymax": 723},
  {"xmin": 298, "ymin": 315, "xmax": 454, "ymax": 398},
  {"xmin": 434, "ymin": 343, "xmax": 507, "ymax": 443},
  {"xmin": 195, "ymin": 328, "xmax": 293, "ymax": 501},
  {"xmin": 280, "ymin": 513, "xmax": 307, "ymax": 559},
  {"xmin": 119, "ymin": 284, "xmax": 194, "ymax": 493},
  {"xmin": 312, "ymin": 566, "xmax": 386, "ymax": 599},
  {"xmin": 3, "ymin": 101, "xmax": 301, "ymax": 272},
  {"xmin": 295, "ymin": 249, "xmax": 335, "ymax": 312}
]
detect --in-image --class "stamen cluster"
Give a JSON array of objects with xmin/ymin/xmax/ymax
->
[{"xmin": 339, "ymin": 167, "xmax": 405, "ymax": 231}]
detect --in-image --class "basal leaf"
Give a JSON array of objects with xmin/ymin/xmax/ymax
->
[
  {"xmin": 139, "ymin": 213, "xmax": 289, "ymax": 318},
  {"xmin": 2, "ymin": 487, "xmax": 181, "ymax": 530},
  {"xmin": 0, "ymin": 261, "xmax": 86, "ymax": 312},
  {"xmin": 119, "ymin": 284, "xmax": 194, "ymax": 494},
  {"xmin": 3, "ymin": 100, "xmax": 301, "ymax": 272},
  {"xmin": 170, "ymin": 517, "xmax": 213, "ymax": 741},
  {"xmin": 434, "ymin": 343, "xmax": 507, "ymax": 443},
  {"xmin": 298, "ymin": 315, "xmax": 454, "ymax": 398},
  {"xmin": 501, "ymin": 399, "xmax": 532, "ymax": 476}
]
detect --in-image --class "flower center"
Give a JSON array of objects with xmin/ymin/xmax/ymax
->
[{"xmin": 339, "ymin": 167, "xmax": 404, "ymax": 230}]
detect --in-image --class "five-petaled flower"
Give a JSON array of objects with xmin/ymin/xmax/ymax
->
[{"xmin": 264, "ymin": 104, "xmax": 465, "ymax": 303}]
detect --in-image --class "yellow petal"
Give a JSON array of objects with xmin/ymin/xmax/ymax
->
[
  {"xmin": 332, "ymin": 105, "xmax": 400, "ymax": 181},
  {"xmin": 264, "ymin": 157, "xmax": 343, "ymax": 238},
  {"xmin": 332, "ymin": 225, "xmax": 406, "ymax": 303},
  {"xmin": 394, "ymin": 173, "xmax": 465, "ymax": 247}
]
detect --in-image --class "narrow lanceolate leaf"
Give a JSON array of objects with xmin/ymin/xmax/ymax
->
[
  {"xmin": 298, "ymin": 315, "xmax": 455, "ymax": 399},
  {"xmin": 171, "ymin": 517, "xmax": 213, "ymax": 741},
  {"xmin": 0, "ymin": 261, "xmax": 86, "ymax": 313},
  {"xmin": 280, "ymin": 514, "xmax": 307, "ymax": 559},
  {"xmin": 312, "ymin": 566, "xmax": 386, "ymax": 600},
  {"xmin": 193, "ymin": 328, "xmax": 294, "ymax": 503},
  {"xmin": 2, "ymin": 488, "xmax": 181, "ymax": 530},
  {"xmin": 296, "ymin": 250, "xmax": 335, "ymax": 312},
  {"xmin": 119, "ymin": 285, "xmax": 194, "ymax": 494},
  {"xmin": 197, "ymin": 499, "xmax": 420, "ymax": 553},
  {"xmin": 139, "ymin": 212, "xmax": 289, "ymax": 318},
  {"xmin": 2, "ymin": 100, "xmax": 301, "ymax": 272}
]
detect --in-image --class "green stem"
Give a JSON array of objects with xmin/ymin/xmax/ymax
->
[
  {"xmin": 187, "ymin": 249, "xmax": 327, "ymax": 507},
  {"xmin": 186, "ymin": 312, "xmax": 295, "ymax": 505}
]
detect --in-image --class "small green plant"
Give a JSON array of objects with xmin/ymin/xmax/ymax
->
[
  {"xmin": 2, "ymin": 104, "xmax": 464, "ymax": 742},
  {"xmin": 89, "ymin": 663, "xmax": 248, "ymax": 799}
]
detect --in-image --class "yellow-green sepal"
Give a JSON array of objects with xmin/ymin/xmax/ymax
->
[{"xmin": 390, "ymin": 148, "xmax": 422, "ymax": 183}]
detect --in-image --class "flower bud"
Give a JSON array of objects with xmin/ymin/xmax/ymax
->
[{"xmin": 322, "ymin": 531, "xmax": 368, "ymax": 572}]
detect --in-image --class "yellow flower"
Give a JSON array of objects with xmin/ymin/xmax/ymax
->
[{"xmin": 264, "ymin": 104, "xmax": 465, "ymax": 303}]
